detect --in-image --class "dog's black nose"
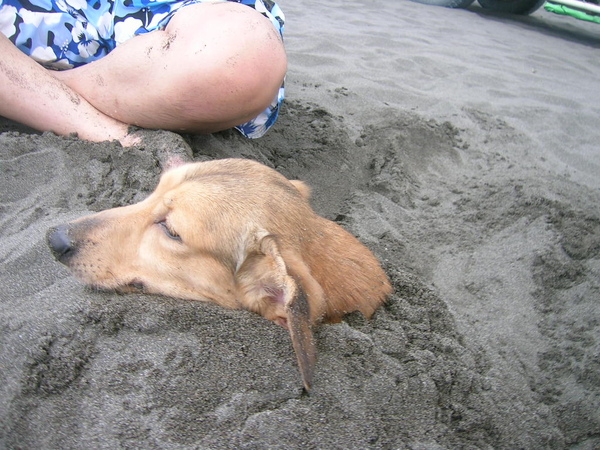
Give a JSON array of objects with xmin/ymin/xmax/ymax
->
[{"xmin": 47, "ymin": 224, "xmax": 75, "ymax": 263}]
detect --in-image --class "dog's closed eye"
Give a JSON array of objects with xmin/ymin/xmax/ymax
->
[
  {"xmin": 157, "ymin": 220, "xmax": 181, "ymax": 241},
  {"xmin": 127, "ymin": 280, "xmax": 146, "ymax": 292}
]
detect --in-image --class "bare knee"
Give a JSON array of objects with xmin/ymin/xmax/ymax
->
[
  {"xmin": 53, "ymin": 2, "xmax": 287, "ymax": 133},
  {"xmin": 162, "ymin": 2, "xmax": 287, "ymax": 132}
]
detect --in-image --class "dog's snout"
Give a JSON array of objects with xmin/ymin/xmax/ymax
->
[{"xmin": 47, "ymin": 224, "xmax": 76, "ymax": 263}]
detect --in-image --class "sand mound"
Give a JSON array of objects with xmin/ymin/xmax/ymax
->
[
  {"xmin": 2, "ymin": 0, "xmax": 600, "ymax": 447},
  {"xmin": 2, "ymin": 96, "xmax": 599, "ymax": 447}
]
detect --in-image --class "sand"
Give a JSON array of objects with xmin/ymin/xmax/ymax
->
[{"xmin": 1, "ymin": 0, "xmax": 600, "ymax": 448}]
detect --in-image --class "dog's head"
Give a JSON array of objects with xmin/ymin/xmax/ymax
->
[{"xmin": 47, "ymin": 158, "xmax": 392, "ymax": 390}]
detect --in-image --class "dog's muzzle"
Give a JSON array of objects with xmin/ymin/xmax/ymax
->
[{"xmin": 47, "ymin": 224, "xmax": 76, "ymax": 264}]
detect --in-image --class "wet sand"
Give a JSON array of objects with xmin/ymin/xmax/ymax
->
[{"xmin": 1, "ymin": 0, "xmax": 599, "ymax": 447}]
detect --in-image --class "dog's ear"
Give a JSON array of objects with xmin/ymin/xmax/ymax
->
[
  {"xmin": 235, "ymin": 234, "xmax": 325, "ymax": 391},
  {"xmin": 289, "ymin": 180, "xmax": 311, "ymax": 200}
]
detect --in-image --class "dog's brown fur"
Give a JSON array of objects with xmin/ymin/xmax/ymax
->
[{"xmin": 47, "ymin": 159, "xmax": 392, "ymax": 390}]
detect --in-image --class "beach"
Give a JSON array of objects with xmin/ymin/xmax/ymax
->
[{"xmin": 1, "ymin": 0, "xmax": 600, "ymax": 447}]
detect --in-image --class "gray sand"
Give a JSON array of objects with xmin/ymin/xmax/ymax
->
[{"xmin": 1, "ymin": 0, "xmax": 599, "ymax": 448}]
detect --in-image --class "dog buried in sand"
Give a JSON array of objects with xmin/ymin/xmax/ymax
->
[{"xmin": 47, "ymin": 158, "xmax": 392, "ymax": 391}]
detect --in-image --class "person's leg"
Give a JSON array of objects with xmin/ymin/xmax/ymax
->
[
  {"xmin": 0, "ymin": 33, "xmax": 132, "ymax": 144},
  {"xmin": 52, "ymin": 1, "xmax": 287, "ymax": 133}
]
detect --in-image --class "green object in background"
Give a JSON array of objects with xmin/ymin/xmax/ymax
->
[{"xmin": 544, "ymin": 1, "xmax": 600, "ymax": 23}]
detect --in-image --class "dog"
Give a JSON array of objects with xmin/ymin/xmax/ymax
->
[{"xmin": 47, "ymin": 158, "xmax": 392, "ymax": 391}]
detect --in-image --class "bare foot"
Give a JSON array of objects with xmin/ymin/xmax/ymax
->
[{"xmin": 125, "ymin": 129, "xmax": 194, "ymax": 169}]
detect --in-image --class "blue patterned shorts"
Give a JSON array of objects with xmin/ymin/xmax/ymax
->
[{"xmin": 0, "ymin": 0, "xmax": 285, "ymax": 138}]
